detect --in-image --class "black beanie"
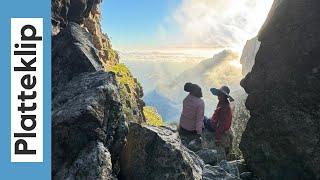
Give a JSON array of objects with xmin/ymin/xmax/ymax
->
[
  {"xmin": 184, "ymin": 82, "xmax": 193, "ymax": 92},
  {"xmin": 184, "ymin": 82, "xmax": 202, "ymax": 98}
]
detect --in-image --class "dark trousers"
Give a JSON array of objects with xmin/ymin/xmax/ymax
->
[
  {"xmin": 203, "ymin": 116, "xmax": 215, "ymax": 132},
  {"xmin": 178, "ymin": 126, "xmax": 201, "ymax": 146}
]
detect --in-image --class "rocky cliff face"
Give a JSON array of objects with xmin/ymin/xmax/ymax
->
[
  {"xmin": 52, "ymin": 71, "xmax": 127, "ymax": 179},
  {"xmin": 235, "ymin": 36, "xmax": 260, "ymax": 159},
  {"xmin": 240, "ymin": 37, "xmax": 260, "ymax": 76},
  {"xmin": 52, "ymin": 20, "xmax": 128, "ymax": 179},
  {"xmin": 52, "ymin": 0, "xmax": 118, "ymax": 68},
  {"xmin": 52, "ymin": 0, "xmax": 145, "ymax": 123},
  {"xmin": 241, "ymin": 0, "xmax": 320, "ymax": 179},
  {"xmin": 52, "ymin": 0, "xmax": 144, "ymax": 179}
]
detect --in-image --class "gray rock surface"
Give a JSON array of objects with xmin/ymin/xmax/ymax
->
[
  {"xmin": 202, "ymin": 164, "xmax": 240, "ymax": 180},
  {"xmin": 240, "ymin": 172, "xmax": 256, "ymax": 180},
  {"xmin": 202, "ymin": 160, "xmax": 246, "ymax": 180},
  {"xmin": 227, "ymin": 159, "xmax": 248, "ymax": 175},
  {"xmin": 241, "ymin": 0, "xmax": 320, "ymax": 179},
  {"xmin": 52, "ymin": 71, "xmax": 128, "ymax": 179},
  {"xmin": 52, "ymin": 0, "xmax": 97, "ymax": 34},
  {"xmin": 52, "ymin": 2, "xmax": 131, "ymax": 178},
  {"xmin": 239, "ymin": 37, "xmax": 260, "ymax": 76},
  {"xmin": 187, "ymin": 139, "xmax": 202, "ymax": 152},
  {"xmin": 218, "ymin": 160, "xmax": 240, "ymax": 178},
  {"xmin": 54, "ymin": 141, "xmax": 115, "ymax": 180},
  {"xmin": 202, "ymin": 129, "xmax": 230, "ymax": 161},
  {"xmin": 120, "ymin": 122, "xmax": 204, "ymax": 180},
  {"xmin": 196, "ymin": 149, "xmax": 218, "ymax": 165},
  {"xmin": 52, "ymin": 22, "xmax": 103, "ymax": 96}
]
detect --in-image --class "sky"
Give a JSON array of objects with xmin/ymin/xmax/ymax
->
[{"xmin": 101, "ymin": 0, "xmax": 273, "ymax": 56}]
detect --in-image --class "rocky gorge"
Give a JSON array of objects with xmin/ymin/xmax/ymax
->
[{"xmin": 52, "ymin": 0, "xmax": 320, "ymax": 179}]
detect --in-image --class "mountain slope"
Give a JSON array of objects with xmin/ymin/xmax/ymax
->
[{"xmin": 144, "ymin": 90, "xmax": 180, "ymax": 122}]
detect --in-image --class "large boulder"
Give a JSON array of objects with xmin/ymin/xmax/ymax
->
[
  {"xmin": 203, "ymin": 159, "xmax": 249, "ymax": 180},
  {"xmin": 196, "ymin": 149, "xmax": 218, "ymax": 165},
  {"xmin": 52, "ymin": 22, "xmax": 103, "ymax": 96},
  {"xmin": 54, "ymin": 141, "xmax": 114, "ymax": 180},
  {"xmin": 241, "ymin": 0, "xmax": 320, "ymax": 179},
  {"xmin": 120, "ymin": 122, "xmax": 204, "ymax": 180},
  {"xmin": 52, "ymin": 71, "xmax": 128, "ymax": 179},
  {"xmin": 202, "ymin": 162, "xmax": 240, "ymax": 180}
]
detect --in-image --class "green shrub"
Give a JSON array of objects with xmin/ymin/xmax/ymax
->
[
  {"xmin": 143, "ymin": 106, "xmax": 164, "ymax": 126},
  {"xmin": 109, "ymin": 64, "xmax": 135, "ymax": 87},
  {"xmin": 108, "ymin": 63, "xmax": 143, "ymax": 123}
]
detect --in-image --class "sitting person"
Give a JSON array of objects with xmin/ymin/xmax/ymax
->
[
  {"xmin": 179, "ymin": 82, "xmax": 205, "ymax": 146},
  {"xmin": 204, "ymin": 86, "xmax": 234, "ymax": 147}
]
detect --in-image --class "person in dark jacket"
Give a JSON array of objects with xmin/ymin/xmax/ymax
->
[{"xmin": 204, "ymin": 86, "xmax": 234, "ymax": 145}]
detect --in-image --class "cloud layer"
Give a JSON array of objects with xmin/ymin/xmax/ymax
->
[{"xmin": 160, "ymin": 0, "xmax": 273, "ymax": 49}]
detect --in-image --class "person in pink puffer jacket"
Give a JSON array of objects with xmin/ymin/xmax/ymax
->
[{"xmin": 179, "ymin": 82, "xmax": 205, "ymax": 145}]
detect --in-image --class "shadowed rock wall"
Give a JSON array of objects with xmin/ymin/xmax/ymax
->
[{"xmin": 241, "ymin": 0, "xmax": 320, "ymax": 179}]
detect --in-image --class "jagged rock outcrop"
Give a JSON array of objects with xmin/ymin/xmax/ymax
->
[
  {"xmin": 52, "ymin": 0, "xmax": 147, "ymax": 178},
  {"xmin": 52, "ymin": 71, "xmax": 128, "ymax": 179},
  {"xmin": 52, "ymin": 0, "xmax": 118, "ymax": 66},
  {"xmin": 120, "ymin": 122, "xmax": 204, "ymax": 180},
  {"xmin": 83, "ymin": 2, "xmax": 119, "ymax": 68},
  {"xmin": 52, "ymin": 22, "xmax": 103, "ymax": 96},
  {"xmin": 108, "ymin": 64, "xmax": 145, "ymax": 123},
  {"xmin": 241, "ymin": 0, "xmax": 320, "ymax": 179},
  {"xmin": 52, "ymin": 0, "xmax": 145, "ymax": 123},
  {"xmin": 52, "ymin": 0, "xmax": 119, "ymax": 66},
  {"xmin": 52, "ymin": 0, "xmax": 97, "ymax": 35},
  {"xmin": 240, "ymin": 37, "xmax": 260, "ymax": 76},
  {"xmin": 86, "ymin": 1, "xmax": 145, "ymax": 123},
  {"xmin": 54, "ymin": 141, "xmax": 114, "ymax": 180}
]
